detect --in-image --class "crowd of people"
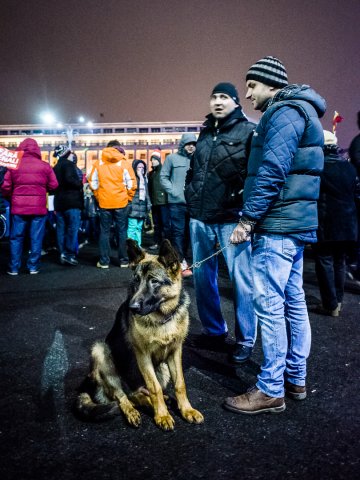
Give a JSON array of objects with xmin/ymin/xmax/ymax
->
[{"xmin": 1, "ymin": 55, "xmax": 359, "ymax": 416}]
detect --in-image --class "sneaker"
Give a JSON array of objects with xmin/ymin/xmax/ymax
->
[
  {"xmin": 187, "ymin": 333, "xmax": 230, "ymax": 352},
  {"xmin": 148, "ymin": 244, "xmax": 159, "ymax": 251},
  {"xmin": 223, "ymin": 386, "xmax": 286, "ymax": 415},
  {"xmin": 96, "ymin": 261, "xmax": 109, "ymax": 269},
  {"xmin": 61, "ymin": 255, "xmax": 78, "ymax": 266},
  {"xmin": 231, "ymin": 344, "xmax": 252, "ymax": 364},
  {"xmin": 285, "ymin": 381, "xmax": 307, "ymax": 401},
  {"xmin": 7, "ymin": 270, "xmax": 18, "ymax": 276},
  {"xmin": 313, "ymin": 303, "xmax": 340, "ymax": 317},
  {"xmin": 119, "ymin": 258, "xmax": 129, "ymax": 268},
  {"xmin": 29, "ymin": 270, "xmax": 39, "ymax": 275}
]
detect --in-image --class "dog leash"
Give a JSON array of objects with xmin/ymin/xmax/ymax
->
[{"xmin": 189, "ymin": 241, "xmax": 232, "ymax": 270}]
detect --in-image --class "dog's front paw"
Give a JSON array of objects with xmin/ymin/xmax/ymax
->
[
  {"xmin": 154, "ymin": 413, "xmax": 175, "ymax": 431},
  {"xmin": 181, "ymin": 408, "xmax": 204, "ymax": 424},
  {"xmin": 125, "ymin": 407, "xmax": 142, "ymax": 427}
]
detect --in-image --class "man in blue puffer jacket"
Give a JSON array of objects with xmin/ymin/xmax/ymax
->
[{"xmin": 224, "ymin": 56, "xmax": 326, "ymax": 415}]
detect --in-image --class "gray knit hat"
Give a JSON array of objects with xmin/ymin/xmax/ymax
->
[{"xmin": 246, "ymin": 56, "xmax": 288, "ymax": 88}]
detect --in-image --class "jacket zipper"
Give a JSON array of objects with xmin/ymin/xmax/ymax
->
[{"xmin": 200, "ymin": 121, "xmax": 219, "ymax": 218}]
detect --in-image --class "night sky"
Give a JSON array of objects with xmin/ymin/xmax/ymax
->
[{"xmin": 2, "ymin": 0, "xmax": 359, "ymax": 147}]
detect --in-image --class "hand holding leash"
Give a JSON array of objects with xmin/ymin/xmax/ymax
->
[{"xmin": 230, "ymin": 217, "xmax": 256, "ymax": 244}]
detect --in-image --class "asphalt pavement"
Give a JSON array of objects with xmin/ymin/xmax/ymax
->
[{"xmin": 0, "ymin": 235, "xmax": 359, "ymax": 480}]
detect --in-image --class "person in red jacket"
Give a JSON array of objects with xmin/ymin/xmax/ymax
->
[{"xmin": 1, "ymin": 138, "xmax": 58, "ymax": 275}]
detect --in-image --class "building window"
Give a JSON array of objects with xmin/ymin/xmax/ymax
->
[
  {"xmin": 10, "ymin": 130, "xmax": 19, "ymax": 135},
  {"xmin": 127, "ymin": 128, "xmax": 137, "ymax": 133},
  {"xmin": 175, "ymin": 127, "xmax": 185, "ymax": 132},
  {"xmin": 103, "ymin": 128, "xmax": 113, "ymax": 134},
  {"xmin": 187, "ymin": 127, "xmax": 198, "ymax": 132},
  {"xmin": 139, "ymin": 128, "xmax": 149, "ymax": 133},
  {"xmin": 115, "ymin": 128, "xmax": 125, "ymax": 133},
  {"xmin": 151, "ymin": 128, "xmax": 161, "ymax": 133}
]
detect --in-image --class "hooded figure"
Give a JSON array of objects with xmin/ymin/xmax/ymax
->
[
  {"xmin": 127, "ymin": 159, "xmax": 151, "ymax": 247},
  {"xmin": 88, "ymin": 146, "xmax": 137, "ymax": 268},
  {"xmin": 1, "ymin": 138, "xmax": 58, "ymax": 274},
  {"xmin": 2, "ymin": 138, "xmax": 58, "ymax": 215},
  {"xmin": 160, "ymin": 132, "xmax": 197, "ymax": 276},
  {"xmin": 52, "ymin": 144, "xmax": 84, "ymax": 266}
]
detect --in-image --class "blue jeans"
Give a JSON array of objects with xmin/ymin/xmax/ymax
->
[
  {"xmin": 189, "ymin": 219, "xmax": 256, "ymax": 346},
  {"xmin": 252, "ymin": 234, "xmax": 311, "ymax": 397},
  {"xmin": 168, "ymin": 204, "xmax": 189, "ymax": 260},
  {"xmin": 9, "ymin": 214, "xmax": 47, "ymax": 272},
  {"xmin": 99, "ymin": 207, "xmax": 128, "ymax": 265},
  {"xmin": 56, "ymin": 209, "xmax": 81, "ymax": 259}
]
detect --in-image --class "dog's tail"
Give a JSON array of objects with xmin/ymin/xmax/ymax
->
[{"xmin": 75, "ymin": 392, "xmax": 121, "ymax": 421}]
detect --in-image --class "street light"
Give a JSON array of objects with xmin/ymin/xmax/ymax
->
[{"xmin": 40, "ymin": 112, "xmax": 94, "ymax": 148}]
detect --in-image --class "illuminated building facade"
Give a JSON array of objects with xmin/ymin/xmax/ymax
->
[{"xmin": 0, "ymin": 121, "xmax": 203, "ymax": 173}]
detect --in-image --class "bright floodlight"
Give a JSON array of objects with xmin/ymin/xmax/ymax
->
[
  {"xmin": 56, "ymin": 122, "xmax": 63, "ymax": 129},
  {"xmin": 41, "ymin": 112, "xmax": 56, "ymax": 124},
  {"xmin": 86, "ymin": 121, "xmax": 93, "ymax": 127},
  {"xmin": 78, "ymin": 116, "xmax": 85, "ymax": 123}
]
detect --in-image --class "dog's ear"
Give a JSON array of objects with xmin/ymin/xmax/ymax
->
[
  {"xmin": 126, "ymin": 239, "xmax": 145, "ymax": 268},
  {"xmin": 158, "ymin": 239, "xmax": 181, "ymax": 274}
]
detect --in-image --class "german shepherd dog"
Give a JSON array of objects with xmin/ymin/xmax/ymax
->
[{"xmin": 76, "ymin": 239, "xmax": 204, "ymax": 430}]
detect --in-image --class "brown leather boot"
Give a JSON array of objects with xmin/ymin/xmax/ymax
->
[
  {"xmin": 223, "ymin": 386, "xmax": 285, "ymax": 415},
  {"xmin": 285, "ymin": 381, "xmax": 307, "ymax": 400}
]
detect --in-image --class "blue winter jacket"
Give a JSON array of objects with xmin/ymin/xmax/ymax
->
[{"xmin": 243, "ymin": 84, "xmax": 326, "ymax": 233}]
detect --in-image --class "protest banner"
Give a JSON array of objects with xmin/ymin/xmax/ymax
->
[{"xmin": 0, "ymin": 147, "xmax": 23, "ymax": 169}]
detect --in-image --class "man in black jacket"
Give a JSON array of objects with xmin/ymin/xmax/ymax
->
[
  {"xmin": 53, "ymin": 145, "xmax": 84, "ymax": 266},
  {"xmin": 185, "ymin": 82, "xmax": 256, "ymax": 363}
]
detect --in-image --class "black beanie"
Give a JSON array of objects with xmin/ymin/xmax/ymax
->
[
  {"xmin": 211, "ymin": 82, "xmax": 240, "ymax": 104},
  {"xmin": 246, "ymin": 56, "xmax": 288, "ymax": 88}
]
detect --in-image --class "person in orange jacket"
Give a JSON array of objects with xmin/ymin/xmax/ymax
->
[{"xmin": 88, "ymin": 145, "xmax": 136, "ymax": 268}]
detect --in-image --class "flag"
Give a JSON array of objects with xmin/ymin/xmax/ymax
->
[{"xmin": 332, "ymin": 111, "xmax": 344, "ymax": 133}]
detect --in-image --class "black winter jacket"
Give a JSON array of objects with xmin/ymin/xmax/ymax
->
[
  {"xmin": 317, "ymin": 146, "xmax": 358, "ymax": 243},
  {"xmin": 185, "ymin": 108, "xmax": 255, "ymax": 223},
  {"xmin": 148, "ymin": 164, "xmax": 167, "ymax": 206},
  {"xmin": 53, "ymin": 158, "xmax": 84, "ymax": 211},
  {"xmin": 128, "ymin": 160, "xmax": 151, "ymax": 219}
]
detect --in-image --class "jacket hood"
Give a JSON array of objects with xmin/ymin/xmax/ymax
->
[
  {"xmin": 16, "ymin": 138, "xmax": 42, "ymax": 159},
  {"xmin": 268, "ymin": 84, "xmax": 326, "ymax": 118},
  {"xmin": 178, "ymin": 133, "xmax": 197, "ymax": 156},
  {"xmin": 132, "ymin": 159, "xmax": 147, "ymax": 175},
  {"xmin": 101, "ymin": 147, "xmax": 126, "ymax": 164}
]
